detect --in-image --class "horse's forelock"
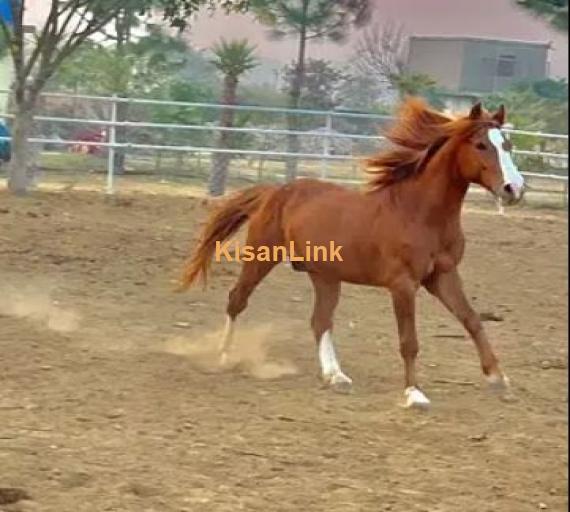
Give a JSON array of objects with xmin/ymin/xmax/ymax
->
[{"xmin": 366, "ymin": 99, "xmax": 498, "ymax": 192}]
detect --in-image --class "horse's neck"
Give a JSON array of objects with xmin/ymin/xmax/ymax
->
[{"xmin": 406, "ymin": 145, "xmax": 468, "ymax": 223}]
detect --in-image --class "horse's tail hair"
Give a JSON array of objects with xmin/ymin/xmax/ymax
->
[{"xmin": 178, "ymin": 185, "xmax": 277, "ymax": 290}]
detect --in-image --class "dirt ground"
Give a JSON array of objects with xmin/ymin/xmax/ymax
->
[{"xmin": 0, "ymin": 186, "xmax": 567, "ymax": 512}]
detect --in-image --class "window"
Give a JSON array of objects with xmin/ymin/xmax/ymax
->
[{"xmin": 497, "ymin": 55, "xmax": 516, "ymax": 77}]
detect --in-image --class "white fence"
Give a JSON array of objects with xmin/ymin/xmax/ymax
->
[{"xmin": 0, "ymin": 90, "xmax": 568, "ymax": 200}]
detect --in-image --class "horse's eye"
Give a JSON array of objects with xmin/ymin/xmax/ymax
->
[{"xmin": 476, "ymin": 142, "xmax": 487, "ymax": 151}]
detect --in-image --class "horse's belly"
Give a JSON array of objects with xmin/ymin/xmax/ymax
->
[{"xmin": 298, "ymin": 254, "xmax": 387, "ymax": 286}]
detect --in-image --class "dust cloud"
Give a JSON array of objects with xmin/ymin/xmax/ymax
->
[
  {"xmin": 164, "ymin": 324, "xmax": 298, "ymax": 380},
  {"xmin": 0, "ymin": 285, "xmax": 80, "ymax": 333}
]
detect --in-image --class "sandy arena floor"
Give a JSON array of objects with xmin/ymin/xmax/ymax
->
[{"xmin": 0, "ymin": 187, "xmax": 567, "ymax": 512}]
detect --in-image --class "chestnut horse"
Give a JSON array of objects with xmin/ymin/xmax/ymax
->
[{"xmin": 180, "ymin": 98, "xmax": 525, "ymax": 408}]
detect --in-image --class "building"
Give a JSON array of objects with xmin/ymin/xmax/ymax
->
[{"xmin": 407, "ymin": 35, "xmax": 551, "ymax": 97}]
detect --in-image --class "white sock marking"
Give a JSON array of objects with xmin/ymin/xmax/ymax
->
[
  {"xmin": 318, "ymin": 331, "xmax": 352, "ymax": 390},
  {"xmin": 318, "ymin": 330, "xmax": 341, "ymax": 377},
  {"xmin": 219, "ymin": 315, "xmax": 234, "ymax": 361},
  {"xmin": 404, "ymin": 386, "xmax": 431, "ymax": 408},
  {"xmin": 486, "ymin": 372, "xmax": 510, "ymax": 387}
]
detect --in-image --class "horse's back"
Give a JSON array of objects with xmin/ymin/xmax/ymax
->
[
  {"xmin": 277, "ymin": 178, "xmax": 363, "ymax": 208},
  {"xmin": 283, "ymin": 178, "xmax": 357, "ymax": 195}
]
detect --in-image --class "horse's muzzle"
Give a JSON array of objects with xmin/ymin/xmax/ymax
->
[{"xmin": 498, "ymin": 182, "xmax": 525, "ymax": 206}]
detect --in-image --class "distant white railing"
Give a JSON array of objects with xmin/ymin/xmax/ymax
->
[{"xmin": 0, "ymin": 90, "xmax": 567, "ymax": 198}]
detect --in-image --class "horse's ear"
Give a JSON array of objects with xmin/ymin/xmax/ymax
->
[
  {"xmin": 493, "ymin": 104, "xmax": 506, "ymax": 126},
  {"xmin": 469, "ymin": 102, "xmax": 483, "ymax": 120}
]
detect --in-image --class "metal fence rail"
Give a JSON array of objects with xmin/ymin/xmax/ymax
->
[{"xmin": 0, "ymin": 90, "xmax": 567, "ymax": 199}]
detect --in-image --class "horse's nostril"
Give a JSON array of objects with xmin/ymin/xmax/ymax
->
[{"xmin": 503, "ymin": 184, "xmax": 514, "ymax": 196}]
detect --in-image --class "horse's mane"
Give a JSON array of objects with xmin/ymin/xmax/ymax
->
[{"xmin": 365, "ymin": 97, "xmax": 495, "ymax": 191}]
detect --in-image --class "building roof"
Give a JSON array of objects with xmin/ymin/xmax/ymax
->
[{"xmin": 409, "ymin": 35, "xmax": 551, "ymax": 48}]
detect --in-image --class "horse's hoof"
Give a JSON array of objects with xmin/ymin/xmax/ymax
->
[
  {"xmin": 486, "ymin": 373, "xmax": 516, "ymax": 402},
  {"xmin": 324, "ymin": 372, "xmax": 353, "ymax": 394},
  {"xmin": 486, "ymin": 372, "xmax": 510, "ymax": 392},
  {"xmin": 499, "ymin": 392, "xmax": 519, "ymax": 403},
  {"xmin": 404, "ymin": 387, "xmax": 431, "ymax": 409},
  {"xmin": 219, "ymin": 352, "xmax": 230, "ymax": 368}
]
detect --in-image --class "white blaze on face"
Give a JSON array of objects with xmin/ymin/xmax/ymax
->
[{"xmin": 487, "ymin": 128, "xmax": 525, "ymax": 192}]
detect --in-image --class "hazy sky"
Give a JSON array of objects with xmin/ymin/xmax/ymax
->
[
  {"xmin": 23, "ymin": 0, "xmax": 567, "ymax": 77},
  {"xmin": 189, "ymin": 0, "xmax": 568, "ymax": 78}
]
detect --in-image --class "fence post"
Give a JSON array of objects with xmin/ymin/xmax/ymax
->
[
  {"xmin": 106, "ymin": 94, "xmax": 118, "ymax": 194},
  {"xmin": 320, "ymin": 113, "xmax": 332, "ymax": 179}
]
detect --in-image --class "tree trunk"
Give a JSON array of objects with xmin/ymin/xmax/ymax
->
[
  {"xmin": 8, "ymin": 105, "xmax": 35, "ymax": 195},
  {"xmin": 209, "ymin": 153, "xmax": 231, "ymax": 196},
  {"xmin": 209, "ymin": 76, "xmax": 238, "ymax": 197},
  {"xmin": 285, "ymin": 0, "xmax": 309, "ymax": 182}
]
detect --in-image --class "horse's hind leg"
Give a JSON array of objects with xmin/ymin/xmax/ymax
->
[
  {"xmin": 309, "ymin": 273, "xmax": 352, "ymax": 393},
  {"xmin": 219, "ymin": 259, "xmax": 277, "ymax": 364},
  {"xmin": 220, "ymin": 218, "xmax": 282, "ymax": 364}
]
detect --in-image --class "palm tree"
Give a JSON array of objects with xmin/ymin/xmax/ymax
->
[{"xmin": 209, "ymin": 39, "xmax": 258, "ymax": 197}]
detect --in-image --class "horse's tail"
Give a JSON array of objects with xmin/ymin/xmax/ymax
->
[{"xmin": 178, "ymin": 185, "xmax": 277, "ymax": 290}]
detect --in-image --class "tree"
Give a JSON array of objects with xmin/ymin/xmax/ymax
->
[
  {"xmin": 148, "ymin": 80, "xmax": 219, "ymax": 168},
  {"xmin": 354, "ymin": 21, "xmax": 440, "ymax": 101},
  {"xmin": 484, "ymin": 79, "xmax": 568, "ymax": 134},
  {"xmin": 208, "ymin": 38, "xmax": 258, "ymax": 196},
  {"xmin": 50, "ymin": 28, "xmax": 191, "ymax": 170},
  {"xmin": 391, "ymin": 73, "xmax": 438, "ymax": 98},
  {"xmin": 74, "ymin": 27, "xmax": 189, "ymax": 172},
  {"xmin": 337, "ymin": 71, "xmax": 384, "ymax": 112},
  {"xmin": 483, "ymin": 79, "xmax": 568, "ymax": 171},
  {"xmin": 53, "ymin": 29, "xmax": 191, "ymax": 97},
  {"xmin": 515, "ymin": 0, "xmax": 568, "ymax": 31},
  {"xmin": 251, "ymin": 0, "xmax": 371, "ymax": 180},
  {"xmin": 531, "ymin": 77, "xmax": 569, "ymax": 103},
  {"xmin": 0, "ymin": 0, "xmax": 249, "ymax": 195},
  {"xmin": 282, "ymin": 58, "xmax": 346, "ymax": 112},
  {"xmin": 354, "ymin": 21, "xmax": 406, "ymax": 85},
  {"xmin": 353, "ymin": 21, "xmax": 443, "ymax": 105}
]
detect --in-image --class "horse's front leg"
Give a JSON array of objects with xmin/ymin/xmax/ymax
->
[
  {"xmin": 424, "ymin": 269, "xmax": 509, "ymax": 391},
  {"xmin": 390, "ymin": 280, "xmax": 431, "ymax": 409}
]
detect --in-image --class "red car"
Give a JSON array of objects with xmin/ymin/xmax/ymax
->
[{"xmin": 70, "ymin": 128, "xmax": 107, "ymax": 155}]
